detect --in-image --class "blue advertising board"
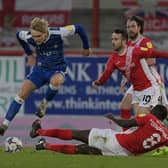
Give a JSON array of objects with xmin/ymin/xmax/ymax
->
[{"xmin": 24, "ymin": 56, "xmax": 168, "ymax": 116}]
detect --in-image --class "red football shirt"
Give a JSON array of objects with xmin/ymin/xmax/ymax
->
[
  {"xmin": 127, "ymin": 35, "xmax": 153, "ymax": 49},
  {"xmin": 116, "ymin": 114, "xmax": 168, "ymax": 155},
  {"xmin": 98, "ymin": 47, "xmax": 168, "ymax": 91},
  {"xmin": 128, "ymin": 35, "xmax": 162, "ymax": 83}
]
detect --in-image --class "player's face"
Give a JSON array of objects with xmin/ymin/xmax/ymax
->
[
  {"xmin": 111, "ymin": 33, "xmax": 124, "ymax": 52},
  {"xmin": 31, "ymin": 29, "xmax": 48, "ymax": 45},
  {"xmin": 126, "ymin": 20, "xmax": 141, "ymax": 40}
]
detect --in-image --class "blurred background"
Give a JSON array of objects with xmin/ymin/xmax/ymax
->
[
  {"xmin": 0, "ymin": 0, "xmax": 168, "ymax": 146},
  {"xmin": 1, "ymin": 0, "xmax": 168, "ymax": 50}
]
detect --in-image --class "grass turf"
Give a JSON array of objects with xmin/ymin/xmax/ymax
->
[{"xmin": 0, "ymin": 147, "xmax": 168, "ymax": 168}]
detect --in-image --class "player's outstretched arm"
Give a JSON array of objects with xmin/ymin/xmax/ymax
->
[
  {"xmin": 104, "ymin": 113, "xmax": 138, "ymax": 128},
  {"xmin": 137, "ymin": 47, "xmax": 168, "ymax": 59},
  {"xmin": 59, "ymin": 24, "xmax": 91, "ymax": 56},
  {"xmin": 75, "ymin": 24, "xmax": 91, "ymax": 56}
]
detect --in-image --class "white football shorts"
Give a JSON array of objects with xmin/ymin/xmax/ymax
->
[
  {"xmin": 132, "ymin": 84, "xmax": 161, "ymax": 107},
  {"xmin": 88, "ymin": 128, "xmax": 132, "ymax": 156}
]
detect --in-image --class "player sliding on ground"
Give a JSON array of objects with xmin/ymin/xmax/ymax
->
[{"xmin": 30, "ymin": 105, "xmax": 168, "ymax": 156}]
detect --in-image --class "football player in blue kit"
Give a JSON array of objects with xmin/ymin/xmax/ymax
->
[{"xmin": 0, "ymin": 17, "xmax": 91, "ymax": 136}]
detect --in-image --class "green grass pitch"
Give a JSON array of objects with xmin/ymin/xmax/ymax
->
[{"xmin": 0, "ymin": 147, "xmax": 168, "ymax": 168}]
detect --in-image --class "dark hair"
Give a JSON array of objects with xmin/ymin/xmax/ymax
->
[
  {"xmin": 151, "ymin": 105, "xmax": 168, "ymax": 121},
  {"xmin": 112, "ymin": 29, "xmax": 128, "ymax": 41},
  {"xmin": 127, "ymin": 15, "xmax": 144, "ymax": 34}
]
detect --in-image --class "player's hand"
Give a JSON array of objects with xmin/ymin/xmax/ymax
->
[
  {"xmin": 27, "ymin": 54, "xmax": 36, "ymax": 67},
  {"xmin": 104, "ymin": 113, "xmax": 114, "ymax": 120},
  {"xmin": 81, "ymin": 48, "xmax": 92, "ymax": 56},
  {"xmin": 120, "ymin": 76, "xmax": 127, "ymax": 93},
  {"xmin": 92, "ymin": 80, "xmax": 101, "ymax": 89}
]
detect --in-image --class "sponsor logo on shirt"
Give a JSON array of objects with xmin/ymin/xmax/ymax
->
[{"xmin": 146, "ymin": 42, "xmax": 153, "ymax": 49}]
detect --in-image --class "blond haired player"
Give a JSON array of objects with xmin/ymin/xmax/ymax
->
[{"xmin": 0, "ymin": 17, "xmax": 91, "ymax": 136}]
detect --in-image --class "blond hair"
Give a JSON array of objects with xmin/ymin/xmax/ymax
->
[{"xmin": 30, "ymin": 17, "xmax": 49, "ymax": 33}]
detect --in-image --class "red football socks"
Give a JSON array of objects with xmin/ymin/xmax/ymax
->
[
  {"xmin": 120, "ymin": 109, "xmax": 131, "ymax": 131},
  {"xmin": 45, "ymin": 143, "xmax": 76, "ymax": 154},
  {"xmin": 37, "ymin": 128, "xmax": 72, "ymax": 140},
  {"xmin": 120, "ymin": 109, "xmax": 131, "ymax": 119}
]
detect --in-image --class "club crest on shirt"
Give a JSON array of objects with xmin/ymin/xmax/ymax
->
[
  {"xmin": 146, "ymin": 42, "xmax": 153, "ymax": 49},
  {"xmin": 54, "ymin": 44, "xmax": 58, "ymax": 48}
]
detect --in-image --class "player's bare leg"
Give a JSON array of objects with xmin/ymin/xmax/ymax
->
[
  {"xmin": 135, "ymin": 106, "xmax": 151, "ymax": 115},
  {"xmin": 120, "ymin": 93, "xmax": 132, "ymax": 110},
  {"xmin": 18, "ymin": 80, "xmax": 37, "ymax": 99},
  {"xmin": 75, "ymin": 144, "xmax": 102, "ymax": 155},
  {"xmin": 132, "ymin": 103, "xmax": 140, "ymax": 115}
]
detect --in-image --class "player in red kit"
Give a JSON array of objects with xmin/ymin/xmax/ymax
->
[
  {"xmin": 120, "ymin": 16, "xmax": 168, "ymax": 121},
  {"xmin": 92, "ymin": 29, "xmax": 168, "ymax": 116},
  {"xmin": 29, "ymin": 105, "xmax": 168, "ymax": 156}
]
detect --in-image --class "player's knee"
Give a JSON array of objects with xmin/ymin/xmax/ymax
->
[
  {"xmin": 76, "ymin": 144, "xmax": 102, "ymax": 155},
  {"xmin": 50, "ymin": 74, "xmax": 64, "ymax": 86},
  {"xmin": 120, "ymin": 100, "xmax": 131, "ymax": 109}
]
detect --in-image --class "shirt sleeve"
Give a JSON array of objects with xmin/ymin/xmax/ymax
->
[
  {"xmin": 98, "ymin": 56, "xmax": 116, "ymax": 84},
  {"xmin": 141, "ymin": 38, "xmax": 154, "ymax": 49},
  {"xmin": 59, "ymin": 25, "xmax": 76, "ymax": 37},
  {"xmin": 134, "ymin": 47, "xmax": 168, "ymax": 59},
  {"xmin": 59, "ymin": 24, "xmax": 90, "ymax": 49},
  {"xmin": 16, "ymin": 31, "xmax": 33, "ymax": 56},
  {"xmin": 17, "ymin": 31, "xmax": 31, "ymax": 42}
]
